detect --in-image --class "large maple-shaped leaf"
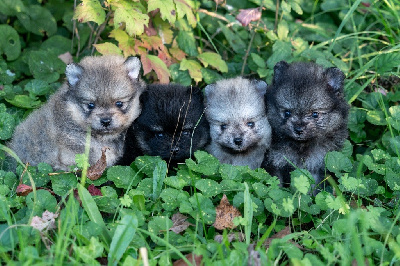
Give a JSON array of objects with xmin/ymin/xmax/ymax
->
[
  {"xmin": 114, "ymin": 1, "xmax": 149, "ymax": 36},
  {"xmin": 148, "ymin": 0, "xmax": 176, "ymax": 24},
  {"xmin": 175, "ymin": 0, "xmax": 197, "ymax": 27},
  {"xmin": 180, "ymin": 59, "xmax": 202, "ymax": 83},
  {"xmin": 197, "ymin": 52, "xmax": 228, "ymax": 72},
  {"xmin": 93, "ymin": 42, "xmax": 122, "ymax": 55},
  {"xmin": 110, "ymin": 29, "xmax": 136, "ymax": 57},
  {"xmin": 141, "ymin": 55, "xmax": 170, "ymax": 83},
  {"xmin": 73, "ymin": 0, "xmax": 105, "ymax": 25}
]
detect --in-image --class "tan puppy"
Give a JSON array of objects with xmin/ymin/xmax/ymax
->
[{"xmin": 8, "ymin": 55, "xmax": 145, "ymax": 170}]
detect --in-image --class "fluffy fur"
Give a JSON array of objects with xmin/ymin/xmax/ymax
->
[
  {"xmin": 120, "ymin": 84, "xmax": 209, "ymax": 165},
  {"xmin": 8, "ymin": 55, "xmax": 145, "ymax": 170},
  {"xmin": 204, "ymin": 77, "xmax": 271, "ymax": 169},
  {"xmin": 263, "ymin": 61, "xmax": 349, "ymax": 187}
]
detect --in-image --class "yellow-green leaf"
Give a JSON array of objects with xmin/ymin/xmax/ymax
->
[
  {"xmin": 114, "ymin": 1, "xmax": 149, "ymax": 36},
  {"xmin": 180, "ymin": 59, "xmax": 202, "ymax": 83},
  {"xmin": 148, "ymin": 0, "xmax": 176, "ymax": 24},
  {"xmin": 93, "ymin": 42, "xmax": 122, "ymax": 55},
  {"xmin": 175, "ymin": 0, "xmax": 196, "ymax": 28},
  {"xmin": 109, "ymin": 29, "xmax": 136, "ymax": 57},
  {"xmin": 197, "ymin": 52, "xmax": 228, "ymax": 73},
  {"xmin": 73, "ymin": 0, "xmax": 105, "ymax": 25}
]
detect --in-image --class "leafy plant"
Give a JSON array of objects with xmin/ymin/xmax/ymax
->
[{"xmin": 0, "ymin": 0, "xmax": 399, "ymax": 264}]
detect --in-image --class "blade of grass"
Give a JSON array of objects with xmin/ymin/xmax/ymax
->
[
  {"xmin": 77, "ymin": 183, "xmax": 111, "ymax": 245},
  {"xmin": 108, "ymin": 214, "xmax": 138, "ymax": 266}
]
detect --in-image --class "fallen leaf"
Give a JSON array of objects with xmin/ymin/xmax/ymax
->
[
  {"xmin": 88, "ymin": 184, "xmax": 102, "ymax": 196},
  {"xmin": 170, "ymin": 213, "xmax": 194, "ymax": 234},
  {"xmin": 263, "ymin": 226, "xmax": 291, "ymax": 248},
  {"xmin": 263, "ymin": 226, "xmax": 303, "ymax": 250},
  {"xmin": 31, "ymin": 210, "xmax": 59, "ymax": 232},
  {"xmin": 214, "ymin": 232, "xmax": 245, "ymax": 243},
  {"xmin": 58, "ymin": 52, "xmax": 73, "ymax": 64},
  {"xmin": 16, "ymin": 184, "xmax": 33, "ymax": 196},
  {"xmin": 173, "ymin": 253, "xmax": 203, "ymax": 266},
  {"xmin": 213, "ymin": 194, "xmax": 242, "ymax": 230},
  {"xmin": 236, "ymin": 8, "xmax": 262, "ymax": 27},
  {"xmin": 87, "ymin": 147, "xmax": 108, "ymax": 180}
]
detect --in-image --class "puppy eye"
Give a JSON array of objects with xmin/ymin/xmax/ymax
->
[
  {"xmin": 312, "ymin": 112, "xmax": 319, "ymax": 118},
  {"xmin": 284, "ymin": 110, "xmax": 291, "ymax": 118},
  {"xmin": 155, "ymin": 132, "xmax": 164, "ymax": 138},
  {"xmin": 182, "ymin": 129, "xmax": 191, "ymax": 135},
  {"xmin": 220, "ymin": 124, "xmax": 227, "ymax": 130},
  {"xmin": 88, "ymin": 103, "xmax": 95, "ymax": 110},
  {"xmin": 115, "ymin": 101, "xmax": 123, "ymax": 108},
  {"xmin": 247, "ymin": 121, "xmax": 255, "ymax": 128}
]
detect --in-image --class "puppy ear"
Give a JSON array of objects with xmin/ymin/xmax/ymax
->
[
  {"xmin": 325, "ymin": 67, "xmax": 345, "ymax": 94},
  {"xmin": 273, "ymin": 61, "xmax": 289, "ymax": 85},
  {"xmin": 124, "ymin": 57, "xmax": 141, "ymax": 80},
  {"xmin": 65, "ymin": 63, "xmax": 83, "ymax": 87},
  {"xmin": 204, "ymin": 84, "xmax": 215, "ymax": 98},
  {"xmin": 252, "ymin": 80, "xmax": 268, "ymax": 96}
]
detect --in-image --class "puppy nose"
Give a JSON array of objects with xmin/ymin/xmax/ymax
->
[
  {"xmin": 294, "ymin": 126, "xmax": 304, "ymax": 135},
  {"xmin": 170, "ymin": 146, "xmax": 180, "ymax": 154},
  {"xmin": 234, "ymin": 137, "xmax": 243, "ymax": 146},
  {"xmin": 100, "ymin": 118, "xmax": 112, "ymax": 127}
]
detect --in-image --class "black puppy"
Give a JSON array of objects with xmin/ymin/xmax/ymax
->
[{"xmin": 120, "ymin": 84, "xmax": 209, "ymax": 166}]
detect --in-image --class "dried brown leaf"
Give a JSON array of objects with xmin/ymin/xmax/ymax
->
[
  {"xmin": 16, "ymin": 184, "xmax": 33, "ymax": 196},
  {"xmin": 87, "ymin": 147, "xmax": 109, "ymax": 180},
  {"xmin": 263, "ymin": 226, "xmax": 303, "ymax": 250},
  {"xmin": 213, "ymin": 194, "xmax": 242, "ymax": 230},
  {"xmin": 173, "ymin": 253, "xmax": 203, "ymax": 266},
  {"xmin": 214, "ymin": 232, "xmax": 245, "ymax": 243},
  {"xmin": 236, "ymin": 8, "xmax": 262, "ymax": 27},
  {"xmin": 170, "ymin": 213, "xmax": 194, "ymax": 234}
]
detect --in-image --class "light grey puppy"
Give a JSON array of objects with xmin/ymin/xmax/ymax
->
[
  {"xmin": 8, "ymin": 55, "xmax": 146, "ymax": 170},
  {"xmin": 204, "ymin": 77, "xmax": 271, "ymax": 169}
]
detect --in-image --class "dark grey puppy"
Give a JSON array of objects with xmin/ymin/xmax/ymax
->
[
  {"xmin": 263, "ymin": 61, "xmax": 349, "ymax": 188},
  {"xmin": 120, "ymin": 84, "xmax": 209, "ymax": 165}
]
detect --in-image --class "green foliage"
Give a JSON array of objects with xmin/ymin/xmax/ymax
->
[{"xmin": 0, "ymin": 0, "xmax": 400, "ymax": 264}]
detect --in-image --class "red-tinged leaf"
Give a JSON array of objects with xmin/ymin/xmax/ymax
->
[
  {"xmin": 73, "ymin": 0, "xmax": 106, "ymax": 25},
  {"xmin": 141, "ymin": 54, "xmax": 170, "ymax": 83},
  {"xmin": 110, "ymin": 29, "xmax": 136, "ymax": 57},
  {"xmin": 113, "ymin": 1, "xmax": 149, "ymax": 36},
  {"xmin": 144, "ymin": 21, "xmax": 157, "ymax": 36},
  {"xmin": 93, "ymin": 42, "xmax": 122, "ymax": 56},
  {"xmin": 175, "ymin": 0, "xmax": 197, "ymax": 28},
  {"xmin": 179, "ymin": 59, "xmax": 202, "ymax": 83},
  {"xmin": 173, "ymin": 253, "xmax": 203, "ymax": 266},
  {"xmin": 169, "ymin": 47, "xmax": 186, "ymax": 61},
  {"xmin": 88, "ymin": 184, "xmax": 102, "ymax": 196},
  {"xmin": 87, "ymin": 147, "xmax": 108, "ymax": 181},
  {"xmin": 16, "ymin": 184, "xmax": 33, "ymax": 196},
  {"xmin": 236, "ymin": 8, "xmax": 262, "ymax": 27}
]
